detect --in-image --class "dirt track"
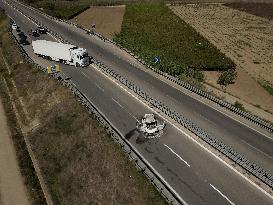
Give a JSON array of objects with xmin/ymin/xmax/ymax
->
[
  {"xmin": 0, "ymin": 98, "xmax": 30, "ymax": 205},
  {"xmin": 170, "ymin": 4, "xmax": 273, "ymax": 113},
  {"xmin": 70, "ymin": 5, "xmax": 125, "ymax": 39}
]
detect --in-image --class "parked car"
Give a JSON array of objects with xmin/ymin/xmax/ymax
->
[
  {"xmin": 37, "ymin": 26, "xmax": 47, "ymax": 34},
  {"xmin": 31, "ymin": 29, "xmax": 40, "ymax": 37},
  {"xmin": 11, "ymin": 23, "xmax": 17, "ymax": 30},
  {"xmin": 17, "ymin": 32, "xmax": 28, "ymax": 44},
  {"xmin": 18, "ymin": 32, "xmax": 27, "ymax": 39},
  {"xmin": 20, "ymin": 39, "xmax": 30, "ymax": 45},
  {"xmin": 16, "ymin": 26, "xmax": 21, "ymax": 32}
]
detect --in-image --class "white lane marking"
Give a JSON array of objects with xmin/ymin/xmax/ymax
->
[
  {"xmin": 164, "ymin": 144, "xmax": 190, "ymax": 167},
  {"xmin": 241, "ymin": 139, "xmax": 273, "ymax": 161},
  {"xmin": 112, "ymin": 98, "xmax": 124, "ymax": 109},
  {"xmin": 153, "ymin": 71, "xmax": 272, "ymax": 141},
  {"xmin": 14, "ymin": 0, "xmax": 270, "ymax": 142},
  {"xmin": 125, "ymin": 110, "xmax": 139, "ymax": 122},
  {"xmin": 95, "ymin": 83, "xmax": 104, "ymax": 92},
  {"xmin": 6, "ymin": 0, "xmax": 273, "ymax": 197},
  {"xmin": 210, "ymin": 184, "xmax": 235, "ymax": 205},
  {"xmin": 90, "ymin": 64, "xmax": 273, "ymax": 200}
]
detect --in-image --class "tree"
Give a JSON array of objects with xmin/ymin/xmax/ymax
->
[{"xmin": 217, "ymin": 69, "xmax": 237, "ymax": 87}]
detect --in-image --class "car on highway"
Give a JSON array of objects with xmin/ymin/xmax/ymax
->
[
  {"xmin": 17, "ymin": 32, "xmax": 29, "ymax": 45},
  {"xmin": 16, "ymin": 26, "xmax": 21, "ymax": 32},
  {"xmin": 11, "ymin": 23, "xmax": 17, "ymax": 30},
  {"xmin": 37, "ymin": 26, "xmax": 47, "ymax": 34},
  {"xmin": 31, "ymin": 29, "xmax": 40, "ymax": 37}
]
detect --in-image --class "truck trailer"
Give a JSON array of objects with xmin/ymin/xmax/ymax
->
[{"xmin": 32, "ymin": 40, "xmax": 90, "ymax": 67}]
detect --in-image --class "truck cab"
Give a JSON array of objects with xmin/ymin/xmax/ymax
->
[{"xmin": 71, "ymin": 48, "xmax": 90, "ymax": 67}]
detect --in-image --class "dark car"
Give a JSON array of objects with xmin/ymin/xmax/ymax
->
[
  {"xmin": 17, "ymin": 32, "xmax": 28, "ymax": 44},
  {"xmin": 18, "ymin": 32, "xmax": 27, "ymax": 40},
  {"xmin": 37, "ymin": 26, "xmax": 47, "ymax": 34},
  {"xmin": 20, "ymin": 40, "xmax": 30, "ymax": 45},
  {"xmin": 31, "ymin": 29, "xmax": 40, "ymax": 37},
  {"xmin": 16, "ymin": 26, "xmax": 21, "ymax": 32}
]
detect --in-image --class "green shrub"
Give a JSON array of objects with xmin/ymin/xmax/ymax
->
[
  {"xmin": 259, "ymin": 80, "xmax": 273, "ymax": 96},
  {"xmin": 217, "ymin": 69, "xmax": 237, "ymax": 87},
  {"xmin": 234, "ymin": 101, "xmax": 245, "ymax": 111}
]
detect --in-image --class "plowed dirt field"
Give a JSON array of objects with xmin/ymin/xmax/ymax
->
[
  {"xmin": 70, "ymin": 5, "xmax": 125, "ymax": 39},
  {"xmin": 170, "ymin": 4, "xmax": 273, "ymax": 114}
]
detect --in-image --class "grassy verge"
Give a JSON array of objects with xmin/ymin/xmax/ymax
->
[
  {"xmin": 1, "ymin": 11, "xmax": 165, "ymax": 205},
  {"xmin": 114, "ymin": 4, "xmax": 235, "ymax": 86},
  {"xmin": 259, "ymin": 80, "xmax": 273, "ymax": 96},
  {"xmin": 20, "ymin": 0, "xmax": 162, "ymax": 19},
  {"xmin": 0, "ymin": 12, "xmax": 46, "ymax": 205}
]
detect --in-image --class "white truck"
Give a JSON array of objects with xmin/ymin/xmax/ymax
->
[{"xmin": 32, "ymin": 40, "xmax": 90, "ymax": 67}]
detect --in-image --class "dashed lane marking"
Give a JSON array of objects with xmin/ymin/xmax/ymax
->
[
  {"xmin": 210, "ymin": 184, "xmax": 235, "ymax": 205},
  {"xmin": 164, "ymin": 144, "xmax": 191, "ymax": 167}
]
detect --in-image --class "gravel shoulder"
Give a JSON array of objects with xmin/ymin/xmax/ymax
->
[{"xmin": 0, "ymin": 98, "xmax": 30, "ymax": 205}]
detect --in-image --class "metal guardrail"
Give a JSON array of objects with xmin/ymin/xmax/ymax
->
[
  {"xmin": 10, "ymin": 0, "xmax": 273, "ymax": 134},
  {"xmin": 8, "ymin": 0, "xmax": 273, "ymax": 193},
  {"xmin": 8, "ymin": 20, "xmax": 185, "ymax": 205},
  {"xmin": 13, "ymin": 0, "xmax": 273, "ymax": 131},
  {"xmin": 93, "ymin": 58, "xmax": 273, "ymax": 190}
]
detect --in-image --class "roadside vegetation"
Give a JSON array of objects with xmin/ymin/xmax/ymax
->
[
  {"xmin": 0, "ymin": 10, "xmax": 165, "ymax": 205},
  {"xmin": 114, "ymin": 4, "xmax": 235, "ymax": 87},
  {"xmin": 20, "ymin": 0, "xmax": 162, "ymax": 19},
  {"xmin": 234, "ymin": 101, "xmax": 245, "ymax": 111},
  {"xmin": 0, "ymin": 10, "xmax": 46, "ymax": 205},
  {"xmin": 259, "ymin": 80, "xmax": 273, "ymax": 96},
  {"xmin": 20, "ymin": 1, "xmax": 235, "ymax": 87},
  {"xmin": 21, "ymin": 0, "xmax": 90, "ymax": 19},
  {"xmin": 217, "ymin": 69, "xmax": 237, "ymax": 87}
]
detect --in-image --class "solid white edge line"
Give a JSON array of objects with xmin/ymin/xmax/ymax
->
[
  {"xmin": 90, "ymin": 63, "xmax": 273, "ymax": 201},
  {"xmin": 210, "ymin": 183, "xmax": 235, "ymax": 205},
  {"xmin": 10, "ymin": 0, "xmax": 273, "ymax": 142},
  {"xmin": 164, "ymin": 144, "xmax": 191, "ymax": 167},
  {"xmin": 5, "ymin": 2, "xmax": 189, "ymax": 204},
  {"xmin": 5, "ymin": 0, "xmax": 273, "ymax": 201}
]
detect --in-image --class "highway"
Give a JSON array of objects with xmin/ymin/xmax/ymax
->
[
  {"xmin": 1, "ymin": 0, "xmax": 273, "ymax": 204},
  {"xmin": 4, "ymin": 0, "xmax": 273, "ymax": 175}
]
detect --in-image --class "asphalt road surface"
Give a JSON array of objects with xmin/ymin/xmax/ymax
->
[
  {"xmin": 1, "ymin": 0, "xmax": 273, "ymax": 204},
  {"xmin": 4, "ymin": 0, "xmax": 273, "ymax": 174}
]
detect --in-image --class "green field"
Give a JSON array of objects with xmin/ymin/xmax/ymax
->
[
  {"xmin": 21, "ymin": 0, "xmax": 162, "ymax": 19},
  {"xmin": 114, "ymin": 4, "xmax": 235, "ymax": 84},
  {"xmin": 22, "ymin": 0, "xmax": 90, "ymax": 19}
]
